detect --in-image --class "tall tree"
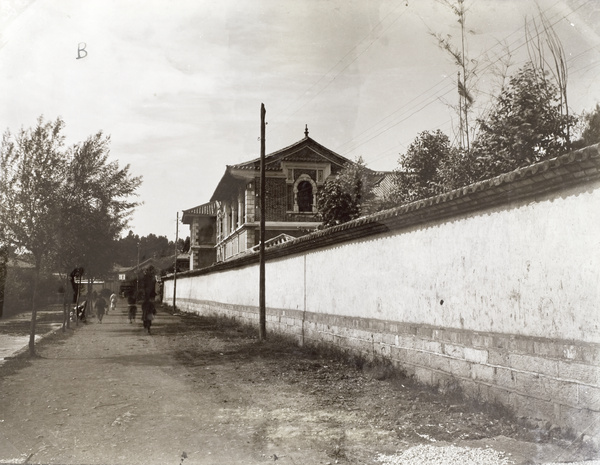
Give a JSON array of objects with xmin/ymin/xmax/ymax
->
[
  {"xmin": 65, "ymin": 132, "xmax": 141, "ymax": 276},
  {"xmin": 473, "ymin": 63, "xmax": 576, "ymax": 179},
  {"xmin": 0, "ymin": 116, "xmax": 66, "ymax": 354},
  {"xmin": 431, "ymin": 0, "xmax": 477, "ymax": 150},
  {"xmin": 53, "ymin": 132, "xmax": 141, "ymax": 326},
  {"xmin": 525, "ymin": 6, "xmax": 571, "ymax": 148},
  {"xmin": 0, "ymin": 116, "xmax": 142, "ymax": 351}
]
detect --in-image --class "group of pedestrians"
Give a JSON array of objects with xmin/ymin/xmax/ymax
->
[{"xmin": 93, "ymin": 292, "xmax": 156, "ymax": 333}]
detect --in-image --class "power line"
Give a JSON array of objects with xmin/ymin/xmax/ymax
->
[
  {"xmin": 268, "ymin": 2, "xmax": 410, "ymax": 134},
  {"xmin": 339, "ymin": 0, "xmax": 590, "ymax": 162}
]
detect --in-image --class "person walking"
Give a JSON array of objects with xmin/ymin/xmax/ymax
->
[
  {"xmin": 127, "ymin": 295, "xmax": 137, "ymax": 323},
  {"xmin": 141, "ymin": 298, "xmax": 156, "ymax": 334},
  {"xmin": 95, "ymin": 295, "xmax": 107, "ymax": 323},
  {"xmin": 109, "ymin": 293, "xmax": 117, "ymax": 314}
]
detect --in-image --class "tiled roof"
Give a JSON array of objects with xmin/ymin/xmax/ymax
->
[
  {"xmin": 369, "ymin": 171, "xmax": 395, "ymax": 198},
  {"xmin": 228, "ymin": 136, "xmax": 354, "ymax": 172},
  {"xmin": 250, "ymin": 233, "xmax": 296, "ymax": 252},
  {"xmin": 123, "ymin": 253, "xmax": 190, "ymax": 273},
  {"xmin": 183, "ymin": 201, "xmax": 219, "ymax": 216},
  {"xmin": 210, "ymin": 136, "xmax": 359, "ymax": 201}
]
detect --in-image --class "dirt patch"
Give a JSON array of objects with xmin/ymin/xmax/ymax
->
[
  {"xmin": 0, "ymin": 303, "xmax": 597, "ymax": 464},
  {"xmin": 158, "ymin": 311, "xmax": 598, "ymax": 464}
]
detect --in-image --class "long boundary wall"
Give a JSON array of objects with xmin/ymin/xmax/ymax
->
[{"xmin": 164, "ymin": 145, "xmax": 600, "ymax": 438}]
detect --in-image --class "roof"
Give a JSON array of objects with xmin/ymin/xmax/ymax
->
[
  {"xmin": 210, "ymin": 135, "xmax": 356, "ymax": 201},
  {"xmin": 229, "ymin": 136, "xmax": 354, "ymax": 172},
  {"xmin": 182, "ymin": 201, "xmax": 219, "ymax": 223},
  {"xmin": 122, "ymin": 253, "xmax": 190, "ymax": 273},
  {"xmin": 250, "ymin": 233, "xmax": 296, "ymax": 252},
  {"xmin": 369, "ymin": 171, "xmax": 396, "ymax": 199}
]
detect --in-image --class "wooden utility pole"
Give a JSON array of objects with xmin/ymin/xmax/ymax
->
[
  {"xmin": 259, "ymin": 103, "xmax": 266, "ymax": 340},
  {"xmin": 136, "ymin": 242, "xmax": 140, "ymax": 298},
  {"xmin": 173, "ymin": 211, "xmax": 179, "ymax": 311}
]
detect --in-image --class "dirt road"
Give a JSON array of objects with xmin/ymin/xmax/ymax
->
[{"xmin": 0, "ymin": 301, "xmax": 597, "ymax": 464}]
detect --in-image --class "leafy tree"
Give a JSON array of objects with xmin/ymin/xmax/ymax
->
[
  {"xmin": 53, "ymin": 132, "xmax": 141, "ymax": 327},
  {"xmin": 114, "ymin": 232, "xmax": 177, "ymax": 267},
  {"xmin": 436, "ymin": 146, "xmax": 478, "ymax": 192},
  {"xmin": 178, "ymin": 236, "xmax": 191, "ymax": 253},
  {"xmin": 317, "ymin": 180, "xmax": 359, "ymax": 228},
  {"xmin": 575, "ymin": 104, "xmax": 600, "ymax": 148},
  {"xmin": 388, "ymin": 130, "xmax": 454, "ymax": 204},
  {"xmin": 0, "ymin": 116, "xmax": 66, "ymax": 354},
  {"xmin": 317, "ymin": 158, "xmax": 372, "ymax": 228},
  {"xmin": 525, "ymin": 6, "xmax": 572, "ymax": 147},
  {"xmin": 473, "ymin": 63, "xmax": 576, "ymax": 179},
  {"xmin": 0, "ymin": 116, "xmax": 141, "ymax": 353}
]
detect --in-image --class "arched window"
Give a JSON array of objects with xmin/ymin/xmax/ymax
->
[{"xmin": 297, "ymin": 180, "xmax": 313, "ymax": 212}]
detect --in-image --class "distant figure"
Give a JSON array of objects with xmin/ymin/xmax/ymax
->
[
  {"xmin": 74, "ymin": 300, "xmax": 87, "ymax": 321},
  {"xmin": 142, "ymin": 298, "xmax": 156, "ymax": 334},
  {"xmin": 109, "ymin": 293, "xmax": 117, "ymax": 314},
  {"xmin": 96, "ymin": 296, "xmax": 106, "ymax": 323},
  {"xmin": 127, "ymin": 295, "xmax": 137, "ymax": 324}
]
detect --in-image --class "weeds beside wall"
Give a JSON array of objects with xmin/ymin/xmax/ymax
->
[{"xmin": 164, "ymin": 144, "xmax": 600, "ymax": 438}]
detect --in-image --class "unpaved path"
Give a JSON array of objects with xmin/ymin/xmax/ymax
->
[{"xmin": 0, "ymin": 300, "xmax": 596, "ymax": 464}]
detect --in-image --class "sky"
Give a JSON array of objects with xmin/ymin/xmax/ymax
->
[{"xmin": 0, "ymin": 0, "xmax": 598, "ymax": 240}]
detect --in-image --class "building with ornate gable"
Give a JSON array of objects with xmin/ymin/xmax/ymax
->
[{"xmin": 182, "ymin": 128, "xmax": 391, "ymax": 270}]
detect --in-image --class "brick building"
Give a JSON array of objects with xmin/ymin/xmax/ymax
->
[{"xmin": 183, "ymin": 128, "xmax": 391, "ymax": 269}]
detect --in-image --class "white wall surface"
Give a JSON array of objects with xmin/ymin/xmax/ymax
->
[{"xmin": 166, "ymin": 181, "xmax": 600, "ymax": 343}]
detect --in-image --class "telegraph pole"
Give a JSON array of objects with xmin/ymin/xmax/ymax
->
[
  {"xmin": 259, "ymin": 103, "xmax": 266, "ymax": 340},
  {"xmin": 136, "ymin": 242, "xmax": 140, "ymax": 298},
  {"xmin": 173, "ymin": 212, "xmax": 179, "ymax": 311}
]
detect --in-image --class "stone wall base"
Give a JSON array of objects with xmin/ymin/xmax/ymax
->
[{"xmin": 177, "ymin": 297, "xmax": 600, "ymax": 439}]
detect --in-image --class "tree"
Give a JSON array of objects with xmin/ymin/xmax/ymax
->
[
  {"xmin": 389, "ymin": 130, "xmax": 454, "ymax": 204},
  {"xmin": 114, "ymin": 232, "xmax": 178, "ymax": 267},
  {"xmin": 317, "ymin": 158, "xmax": 372, "ymax": 228},
  {"xmin": 178, "ymin": 236, "xmax": 191, "ymax": 253},
  {"xmin": 436, "ymin": 146, "xmax": 478, "ymax": 192},
  {"xmin": 0, "ymin": 116, "xmax": 142, "ymax": 353},
  {"xmin": 0, "ymin": 116, "xmax": 66, "ymax": 354},
  {"xmin": 473, "ymin": 63, "xmax": 576, "ymax": 179},
  {"xmin": 525, "ymin": 6, "xmax": 572, "ymax": 148},
  {"xmin": 431, "ymin": 0, "xmax": 477, "ymax": 150},
  {"xmin": 317, "ymin": 180, "xmax": 359, "ymax": 228},
  {"xmin": 575, "ymin": 104, "xmax": 600, "ymax": 148},
  {"xmin": 53, "ymin": 132, "xmax": 141, "ymax": 328}
]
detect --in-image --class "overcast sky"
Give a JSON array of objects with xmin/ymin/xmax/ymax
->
[{"xmin": 1, "ymin": 0, "xmax": 599, "ymax": 240}]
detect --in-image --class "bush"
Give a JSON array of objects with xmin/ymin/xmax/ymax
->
[{"xmin": 2, "ymin": 267, "xmax": 61, "ymax": 317}]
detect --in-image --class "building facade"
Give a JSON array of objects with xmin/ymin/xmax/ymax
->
[{"xmin": 183, "ymin": 129, "xmax": 390, "ymax": 270}]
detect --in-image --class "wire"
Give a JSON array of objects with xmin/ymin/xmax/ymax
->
[
  {"xmin": 339, "ymin": 0, "xmax": 591, "ymax": 162},
  {"xmin": 268, "ymin": 2, "xmax": 411, "ymax": 134}
]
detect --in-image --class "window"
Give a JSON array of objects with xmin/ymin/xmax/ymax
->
[{"xmin": 297, "ymin": 180, "xmax": 313, "ymax": 212}]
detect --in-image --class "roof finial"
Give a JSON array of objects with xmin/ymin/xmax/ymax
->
[{"xmin": 304, "ymin": 124, "xmax": 309, "ymax": 138}]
